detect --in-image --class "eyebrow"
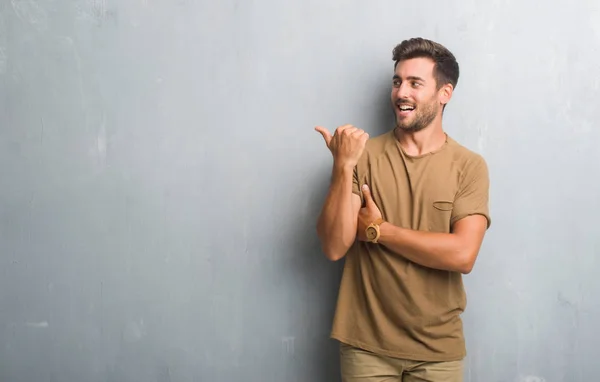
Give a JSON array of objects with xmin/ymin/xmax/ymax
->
[{"xmin": 393, "ymin": 75, "xmax": 426, "ymax": 82}]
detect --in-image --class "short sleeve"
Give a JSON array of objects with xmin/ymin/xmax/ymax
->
[{"xmin": 451, "ymin": 155, "xmax": 491, "ymax": 229}]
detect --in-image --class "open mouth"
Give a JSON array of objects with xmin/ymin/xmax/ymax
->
[{"xmin": 397, "ymin": 103, "xmax": 415, "ymax": 117}]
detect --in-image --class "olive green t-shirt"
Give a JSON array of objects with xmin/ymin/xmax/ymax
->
[{"xmin": 330, "ymin": 130, "xmax": 491, "ymax": 362}]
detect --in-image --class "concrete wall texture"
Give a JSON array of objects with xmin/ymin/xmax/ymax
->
[{"xmin": 1, "ymin": 1, "xmax": 600, "ymax": 381}]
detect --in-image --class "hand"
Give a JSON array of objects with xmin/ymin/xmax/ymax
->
[
  {"xmin": 315, "ymin": 124, "xmax": 369, "ymax": 168},
  {"xmin": 357, "ymin": 184, "xmax": 383, "ymax": 241}
]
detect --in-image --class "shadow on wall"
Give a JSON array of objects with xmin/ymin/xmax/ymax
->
[
  {"xmin": 285, "ymin": 166, "xmax": 345, "ymax": 382},
  {"xmin": 372, "ymin": 74, "xmax": 396, "ymax": 137}
]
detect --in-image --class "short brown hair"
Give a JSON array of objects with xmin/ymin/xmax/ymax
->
[{"xmin": 392, "ymin": 38, "xmax": 459, "ymax": 90}]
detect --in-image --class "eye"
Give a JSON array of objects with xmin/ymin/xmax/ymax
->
[
  {"xmin": 411, "ymin": 81, "xmax": 421, "ymax": 88},
  {"xmin": 392, "ymin": 79, "xmax": 401, "ymax": 87}
]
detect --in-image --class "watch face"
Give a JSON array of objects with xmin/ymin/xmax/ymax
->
[{"xmin": 366, "ymin": 227, "xmax": 377, "ymax": 240}]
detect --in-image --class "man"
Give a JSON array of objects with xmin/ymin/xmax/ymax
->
[{"xmin": 315, "ymin": 37, "xmax": 491, "ymax": 382}]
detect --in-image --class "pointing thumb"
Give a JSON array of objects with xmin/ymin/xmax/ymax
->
[
  {"xmin": 314, "ymin": 126, "xmax": 332, "ymax": 147},
  {"xmin": 362, "ymin": 184, "xmax": 373, "ymax": 204}
]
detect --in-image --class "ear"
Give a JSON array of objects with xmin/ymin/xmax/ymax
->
[{"xmin": 438, "ymin": 83, "xmax": 454, "ymax": 106}]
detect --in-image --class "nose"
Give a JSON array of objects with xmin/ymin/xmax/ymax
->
[{"xmin": 393, "ymin": 82, "xmax": 410, "ymax": 100}]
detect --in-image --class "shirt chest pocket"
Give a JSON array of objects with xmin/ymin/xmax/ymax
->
[{"xmin": 427, "ymin": 198, "xmax": 454, "ymax": 233}]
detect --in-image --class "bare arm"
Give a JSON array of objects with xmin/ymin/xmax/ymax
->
[
  {"xmin": 376, "ymin": 215, "xmax": 488, "ymax": 273},
  {"xmin": 314, "ymin": 124, "xmax": 368, "ymax": 261},
  {"xmin": 316, "ymin": 164, "xmax": 362, "ymax": 261}
]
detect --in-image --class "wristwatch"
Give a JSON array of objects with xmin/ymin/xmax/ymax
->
[{"xmin": 365, "ymin": 218, "xmax": 384, "ymax": 243}]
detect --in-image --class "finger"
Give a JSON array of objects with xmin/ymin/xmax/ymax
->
[
  {"xmin": 314, "ymin": 126, "xmax": 332, "ymax": 146},
  {"xmin": 361, "ymin": 184, "xmax": 374, "ymax": 205},
  {"xmin": 342, "ymin": 127, "xmax": 359, "ymax": 136},
  {"xmin": 335, "ymin": 124, "xmax": 354, "ymax": 136}
]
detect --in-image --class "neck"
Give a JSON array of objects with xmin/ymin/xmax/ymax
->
[{"xmin": 394, "ymin": 117, "xmax": 446, "ymax": 156}]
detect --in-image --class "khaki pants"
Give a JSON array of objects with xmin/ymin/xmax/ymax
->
[{"xmin": 340, "ymin": 342, "xmax": 463, "ymax": 382}]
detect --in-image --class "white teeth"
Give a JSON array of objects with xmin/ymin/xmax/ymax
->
[{"xmin": 399, "ymin": 105, "xmax": 414, "ymax": 111}]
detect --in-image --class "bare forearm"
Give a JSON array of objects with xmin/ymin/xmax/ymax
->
[
  {"xmin": 316, "ymin": 164, "xmax": 357, "ymax": 261},
  {"xmin": 377, "ymin": 223, "xmax": 472, "ymax": 273}
]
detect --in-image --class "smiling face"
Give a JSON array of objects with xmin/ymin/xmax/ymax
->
[{"xmin": 391, "ymin": 57, "xmax": 452, "ymax": 133}]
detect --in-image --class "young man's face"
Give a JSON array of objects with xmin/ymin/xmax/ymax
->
[{"xmin": 391, "ymin": 57, "xmax": 451, "ymax": 132}]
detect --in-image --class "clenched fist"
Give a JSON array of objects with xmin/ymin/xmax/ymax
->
[{"xmin": 315, "ymin": 124, "xmax": 369, "ymax": 168}]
